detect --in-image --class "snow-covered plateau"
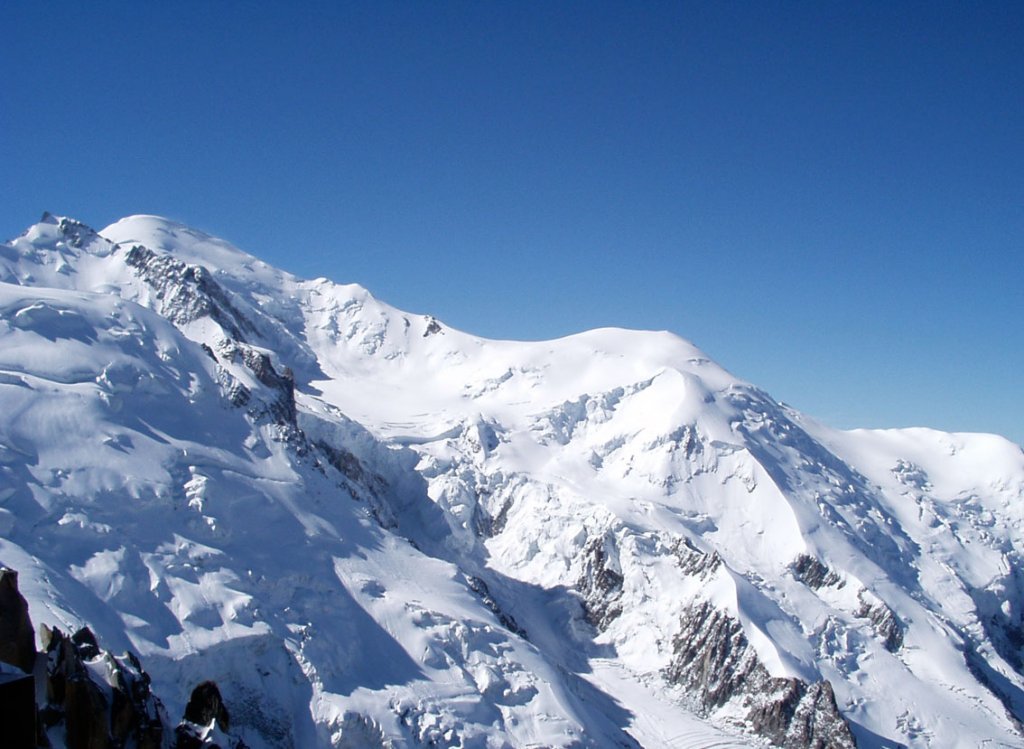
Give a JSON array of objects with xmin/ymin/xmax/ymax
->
[{"xmin": 1, "ymin": 213, "xmax": 1022, "ymax": 748}]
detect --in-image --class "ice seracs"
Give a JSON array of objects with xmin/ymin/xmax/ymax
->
[{"xmin": 0, "ymin": 213, "xmax": 1022, "ymax": 747}]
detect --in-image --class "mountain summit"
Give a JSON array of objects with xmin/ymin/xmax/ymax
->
[{"xmin": 1, "ymin": 215, "xmax": 1022, "ymax": 748}]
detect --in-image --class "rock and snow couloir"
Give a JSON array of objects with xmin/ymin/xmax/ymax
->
[{"xmin": 0, "ymin": 213, "xmax": 1022, "ymax": 747}]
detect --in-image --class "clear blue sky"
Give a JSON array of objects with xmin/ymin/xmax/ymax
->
[{"xmin": 2, "ymin": 1, "xmax": 1022, "ymax": 445}]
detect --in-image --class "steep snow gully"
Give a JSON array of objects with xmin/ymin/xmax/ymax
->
[{"xmin": 0, "ymin": 213, "xmax": 1022, "ymax": 747}]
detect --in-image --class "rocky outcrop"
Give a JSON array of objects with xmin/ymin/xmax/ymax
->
[
  {"xmin": 175, "ymin": 680, "xmax": 247, "ymax": 748},
  {"xmin": 0, "ymin": 661, "xmax": 37, "ymax": 748},
  {"xmin": 788, "ymin": 555, "xmax": 903, "ymax": 653},
  {"xmin": 577, "ymin": 532, "xmax": 624, "ymax": 629},
  {"xmin": 0, "ymin": 567, "xmax": 36, "ymax": 673},
  {"xmin": 124, "ymin": 244, "xmax": 255, "ymax": 341},
  {"xmin": 0, "ymin": 565, "xmax": 251, "ymax": 749},
  {"xmin": 423, "ymin": 316, "xmax": 442, "ymax": 336},
  {"xmin": 0, "ymin": 567, "xmax": 42, "ymax": 747},
  {"xmin": 672, "ymin": 537, "xmax": 722, "ymax": 579},
  {"xmin": 62, "ymin": 667, "xmax": 110, "ymax": 749},
  {"xmin": 124, "ymin": 243, "xmax": 304, "ymax": 433},
  {"xmin": 791, "ymin": 554, "xmax": 844, "ymax": 590},
  {"xmin": 665, "ymin": 600, "xmax": 857, "ymax": 749},
  {"xmin": 40, "ymin": 624, "xmax": 165, "ymax": 749},
  {"xmin": 466, "ymin": 575, "xmax": 526, "ymax": 637},
  {"xmin": 184, "ymin": 681, "xmax": 230, "ymax": 729},
  {"xmin": 216, "ymin": 339, "xmax": 297, "ymax": 426},
  {"xmin": 0, "ymin": 565, "xmax": 38, "ymax": 745},
  {"xmin": 855, "ymin": 595, "xmax": 904, "ymax": 653},
  {"xmin": 313, "ymin": 434, "xmax": 392, "ymax": 503},
  {"xmin": 47, "ymin": 213, "xmax": 102, "ymax": 250}
]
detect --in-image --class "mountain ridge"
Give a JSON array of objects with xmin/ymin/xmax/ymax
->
[{"xmin": 1, "ymin": 213, "xmax": 1022, "ymax": 748}]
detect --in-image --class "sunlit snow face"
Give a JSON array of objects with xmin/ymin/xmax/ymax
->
[{"xmin": 3, "ymin": 215, "xmax": 1022, "ymax": 749}]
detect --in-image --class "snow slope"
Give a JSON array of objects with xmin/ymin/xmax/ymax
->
[{"xmin": 2, "ymin": 213, "xmax": 1023, "ymax": 747}]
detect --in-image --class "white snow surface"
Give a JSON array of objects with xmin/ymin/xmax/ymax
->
[{"xmin": 0, "ymin": 213, "xmax": 1022, "ymax": 748}]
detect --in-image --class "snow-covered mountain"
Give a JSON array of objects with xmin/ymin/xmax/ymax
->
[{"xmin": 1, "ymin": 213, "xmax": 1022, "ymax": 748}]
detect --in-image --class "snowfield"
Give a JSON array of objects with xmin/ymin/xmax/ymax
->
[{"xmin": 1, "ymin": 213, "xmax": 1022, "ymax": 747}]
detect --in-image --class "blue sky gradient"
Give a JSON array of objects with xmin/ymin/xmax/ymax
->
[{"xmin": 2, "ymin": 1, "xmax": 1021, "ymax": 444}]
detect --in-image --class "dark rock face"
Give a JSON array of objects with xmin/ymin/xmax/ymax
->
[
  {"xmin": 316, "ymin": 439, "xmax": 367, "ymax": 484},
  {"xmin": 42, "ymin": 213, "xmax": 101, "ymax": 249},
  {"xmin": 0, "ymin": 566, "xmax": 170, "ymax": 748},
  {"xmin": 423, "ymin": 316, "xmax": 442, "ymax": 336},
  {"xmin": 110, "ymin": 651, "xmax": 165, "ymax": 749},
  {"xmin": 0, "ymin": 567, "xmax": 39, "ymax": 745},
  {"xmin": 0, "ymin": 567, "xmax": 37, "ymax": 673},
  {"xmin": 789, "ymin": 554, "xmax": 904, "ymax": 653},
  {"xmin": 665, "ymin": 600, "xmax": 857, "ymax": 749},
  {"xmin": 0, "ymin": 669, "xmax": 37, "ymax": 748},
  {"xmin": 238, "ymin": 347, "xmax": 296, "ymax": 423},
  {"xmin": 788, "ymin": 681, "xmax": 857, "ymax": 749},
  {"xmin": 792, "ymin": 554, "xmax": 844, "ymax": 590},
  {"xmin": 42, "ymin": 624, "xmax": 165, "ymax": 749},
  {"xmin": 183, "ymin": 681, "xmax": 230, "ymax": 732},
  {"xmin": 665, "ymin": 600, "xmax": 756, "ymax": 709},
  {"xmin": 175, "ymin": 680, "xmax": 248, "ymax": 749},
  {"xmin": 124, "ymin": 245, "xmax": 254, "ymax": 341},
  {"xmin": 466, "ymin": 575, "xmax": 526, "ymax": 637},
  {"xmin": 855, "ymin": 596, "xmax": 904, "ymax": 653},
  {"xmin": 577, "ymin": 533, "xmax": 624, "ymax": 629},
  {"xmin": 64, "ymin": 672, "xmax": 110, "ymax": 749},
  {"xmin": 70, "ymin": 627, "xmax": 100, "ymax": 660},
  {"xmin": 216, "ymin": 339, "xmax": 297, "ymax": 428},
  {"xmin": 672, "ymin": 538, "xmax": 722, "ymax": 579}
]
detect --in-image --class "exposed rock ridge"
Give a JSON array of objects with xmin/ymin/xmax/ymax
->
[
  {"xmin": 791, "ymin": 555, "xmax": 904, "ymax": 653},
  {"xmin": 577, "ymin": 531, "xmax": 624, "ymax": 629},
  {"xmin": 47, "ymin": 213, "xmax": 102, "ymax": 250},
  {"xmin": 665, "ymin": 599, "xmax": 857, "ymax": 749},
  {"xmin": 124, "ymin": 244, "xmax": 255, "ymax": 341},
  {"xmin": 175, "ymin": 680, "xmax": 247, "ymax": 749},
  {"xmin": 855, "ymin": 594, "xmax": 904, "ymax": 653},
  {"xmin": 215, "ymin": 338, "xmax": 297, "ymax": 427},
  {"xmin": 792, "ymin": 554, "xmax": 844, "ymax": 590},
  {"xmin": 466, "ymin": 575, "xmax": 527, "ymax": 637},
  {"xmin": 0, "ymin": 565, "xmax": 247, "ymax": 749},
  {"xmin": 40, "ymin": 623, "xmax": 166, "ymax": 749},
  {"xmin": 0, "ymin": 567, "xmax": 36, "ymax": 673},
  {"xmin": 672, "ymin": 537, "xmax": 722, "ymax": 578}
]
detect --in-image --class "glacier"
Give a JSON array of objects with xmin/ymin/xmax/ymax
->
[{"xmin": 0, "ymin": 212, "xmax": 1022, "ymax": 747}]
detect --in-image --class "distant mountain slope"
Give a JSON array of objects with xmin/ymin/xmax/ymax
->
[{"xmin": 1, "ymin": 213, "xmax": 1021, "ymax": 748}]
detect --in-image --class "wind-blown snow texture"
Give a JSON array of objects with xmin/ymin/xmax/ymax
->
[{"xmin": 1, "ymin": 213, "xmax": 1023, "ymax": 747}]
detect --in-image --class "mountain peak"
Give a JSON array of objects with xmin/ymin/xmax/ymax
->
[
  {"xmin": 2, "ymin": 213, "xmax": 1023, "ymax": 748},
  {"xmin": 100, "ymin": 215, "xmax": 290, "ymax": 289},
  {"xmin": 102, "ymin": 214, "xmax": 240, "ymax": 256}
]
